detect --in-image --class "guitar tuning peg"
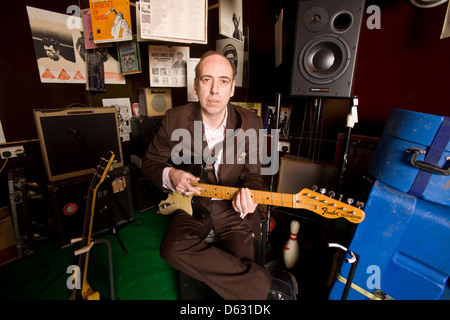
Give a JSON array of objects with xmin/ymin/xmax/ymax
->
[
  {"xmin": 312, "ymin": 185, "xmax": 318, "ymax": 192},
  {"xmin": 328, "ymin": 191, "xmax": 335, "ymax": 198},
  {"xmin": 347, "ymin": 198, "xmax": 354, "ymax": 205},
  {"xmin": 319, "ymin": 188, "xmax": 327, "ymax": 195},
  {"xmin": 356, "ymin": 201, "xmax": 365, "ymax": 209},
  {"xmin": 338, "ymin": 194, "xmax": 343, "ymax": 202}
]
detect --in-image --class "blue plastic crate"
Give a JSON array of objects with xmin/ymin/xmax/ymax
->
[
  {"xmin": 368, "ymin": 109, "xmax": 450, "ymax": 206},
  {"xmin": 329, "ymin": 180, "xmax": 450, "ymax": 300}
]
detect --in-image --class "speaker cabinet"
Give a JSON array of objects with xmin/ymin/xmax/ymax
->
[
  {"xmin": 290, "ymin": 0, "xmax": 365, "ymax": 98},
  {"xmin": 138, "ymin": 88, "xmax": 172, "ymax": 117},
  {"xmin": 34, "ymin": 107, "xmax": 123, "ymax": 182},
  {"xmin": 277, "ymin": 154, "xmax": 338, "ymax": 194},
  {"xmin": 130, "ymin": 116, "xmax": 163, "ymax": 158},
  {"xmin": 48, "ymin": 165, "xmax": 134, "ymax": 247}
]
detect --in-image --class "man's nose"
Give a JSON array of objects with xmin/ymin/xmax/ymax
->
[{"xmin": 210, "ymin": 79, "xmax": 219, "ymax": 94}]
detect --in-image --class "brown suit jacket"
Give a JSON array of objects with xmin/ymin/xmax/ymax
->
[{"xmin": 141, "ymin": 102, "xmax": 265, "ymax": 236}]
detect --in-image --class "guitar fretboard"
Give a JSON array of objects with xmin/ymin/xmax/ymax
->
[{"xmin": 193, "ymin": 183, "xmax": 296, "ymax": 208}]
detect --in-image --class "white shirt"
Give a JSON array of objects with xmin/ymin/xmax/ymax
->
[{"xmin": 162, "ymin": 108, "xmax": 228, "ymax": 191}]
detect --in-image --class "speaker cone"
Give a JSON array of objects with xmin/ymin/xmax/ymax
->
[{"xmin": 298, "ymin": 35, "xmax": 350, "ymax": 84}]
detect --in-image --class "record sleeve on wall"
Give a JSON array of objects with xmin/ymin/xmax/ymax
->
[
  {"xmin": 265, "ymin": 105, "xmax": 293, "ymax": 138},
  {"xmin": 89, "ymin": 0, "xmax": 133, "ymax": 43},
  {"xmin": 216, "ymin": 37, "xmax": 244, "ymax": 87},
  {"xmin": 81, "ymin": 8, "xmax": 112, "ymax": 50},
  {"xmin": 26, "ymin": 6, "xmax": 86, "ymax": 84},
  {"xmin": 102, "ymin": 98, "xmax": 133, "ymax": 141},
  {"xmin": 117, "ymin": 36, "xmax": 142, "ymax": 75},
  {"xmin": 219, "ymin": 0, "xmax": 244, "ymax": 42}
]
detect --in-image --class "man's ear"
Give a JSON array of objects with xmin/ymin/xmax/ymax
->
[{"xmin": 230, "ymin": 80, "xmax": 236, "ymax": 97}]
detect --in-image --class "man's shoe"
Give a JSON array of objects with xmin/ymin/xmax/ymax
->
[{"xmin": 267, "ymin": 271, "xmax": 298, "ymax": 300}]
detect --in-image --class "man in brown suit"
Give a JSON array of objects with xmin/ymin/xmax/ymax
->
[{"xmin": 141, "ymin": 51, "xmax": 297, "ymax": 300}]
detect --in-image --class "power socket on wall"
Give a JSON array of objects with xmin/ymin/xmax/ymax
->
[{"xmin": 0, "ymin": 146, "xmax": 25, "ymax": 159}]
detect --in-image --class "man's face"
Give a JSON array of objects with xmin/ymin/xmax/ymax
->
[
  {"xmin": 44, "ymin": 45, "xmax": 60, "ymax": 61},
  {"xmin": 194, "ymin": 54, "xmax": 235, "ymax": 117}
]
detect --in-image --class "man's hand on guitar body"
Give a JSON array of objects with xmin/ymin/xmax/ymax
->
[
  {"xmin": 167, "ymin": 168, "xmax": 257, "ymax": 218},
  {"xmin": 168, "ymin": 168, "xmax": 201, "ymax": 196}
]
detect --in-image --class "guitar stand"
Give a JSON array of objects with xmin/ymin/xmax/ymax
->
[
  {"xmin": 110, "ymin": 225, "xmax": 127, "ymax": 254},
  {"xmin": 95, "ymin": 238, "xmax": 116, "ymax": 300},
  {"xmin": 100, "ymin": 176, "xmax": 134, "ymax": 255},
  {"xmin": 328, "ymin": 243, "xmax": 360, "ymax": 300},
  {"xmin": 73, "ymin": 237, "xmax": 116, "ymax": 300}
]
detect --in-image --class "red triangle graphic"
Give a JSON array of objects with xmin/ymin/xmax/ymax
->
[
  {"xmin": 58, "ymin": 69, "xmax": 71, "ymax": 80},
  {"xmin": 73, "ymin": 71, "xmax": 85, "ymax": 80},
  {"xmin": 41, "ymin": 68, "xmax": 55, "ymax": 79}
]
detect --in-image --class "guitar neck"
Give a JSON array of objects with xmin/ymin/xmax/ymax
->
[{"xmin": 194, "ymin": 183, "xmax": 296, "ymax": 208}]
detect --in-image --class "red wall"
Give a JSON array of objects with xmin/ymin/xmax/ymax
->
[{"xmin": 354, "ymin": 0, "xmax": 450, "ymax": 130}]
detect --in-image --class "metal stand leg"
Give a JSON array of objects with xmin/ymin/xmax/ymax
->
[
  {"xmin": 328, "ymin": 243, "xmax": 360, "ymax": 300},
  {"xmin": 94, "ymin": 239, "xmax": 115, "ymax": 300}
]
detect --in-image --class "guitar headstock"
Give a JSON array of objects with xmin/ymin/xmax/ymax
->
[
  {"xmin": 90, "ymin": 150, "xmax": 115, "ymax": 189},
  {"xmin": 293, "ymin": 186, "xmax": 365, "ymax": 224}
]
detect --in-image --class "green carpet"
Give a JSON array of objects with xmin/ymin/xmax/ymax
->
[{"xmin": 0, "ymin": 209, "xmax": 178, "ymax": 300}]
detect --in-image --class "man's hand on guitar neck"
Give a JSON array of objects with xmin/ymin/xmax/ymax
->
[{"xmin": 232, "ymin": 187, "xmax": 258, "ymax": 219}]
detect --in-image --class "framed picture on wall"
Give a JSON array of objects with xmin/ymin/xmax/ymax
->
[
  {"xmin": 117, "ymin": 36, "xmax": 142, "ymax": 75},
  {"xmin": 265, "ymin": 104, "xmax": 293, "ymax": 138},
  {"xmin": 219, "ymin": 0, "xmax": 244, "ymax": 43}
]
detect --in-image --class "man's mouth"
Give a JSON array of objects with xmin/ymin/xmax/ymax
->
[{"xmin": 208, "ymin": 98, "xmax": 220, "ymax": 104}]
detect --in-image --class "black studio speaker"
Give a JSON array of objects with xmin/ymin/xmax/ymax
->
[{"xmin": 290, "ymin": 0, "xmax": 365, "ymax": 98}]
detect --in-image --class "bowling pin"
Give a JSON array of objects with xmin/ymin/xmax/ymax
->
[{"xmin": 283, "ymin": 220, "xmax": 300, "ymax": 269}]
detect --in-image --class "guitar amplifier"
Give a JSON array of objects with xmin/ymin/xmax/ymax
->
[
  {"xmin": 34, "ymin": 107, "xmax": 124, "ymax": 182},
  {"xmin": 48, "ymin": 165, "xmax": 134, "ymax": 247},
  {"xmin": 277, "ymin": 154, "xmax": 339, "ymax": 193}
]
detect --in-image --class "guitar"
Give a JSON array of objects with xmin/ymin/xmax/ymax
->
[
  {"xmin": 70, "ymin": 150, "xmax": 115, "ymax": 300},
  {"xmin": 158, "ymin": 182, "xmax": 365, "ymax": 224}
]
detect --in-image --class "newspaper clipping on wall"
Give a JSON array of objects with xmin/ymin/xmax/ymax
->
[
  {"xmin": 139, "ymin": 0, "xmax": 207, "ymax": 44},
  {"xmin": 149, "ymin": 45, "xmax": 189, "ymax": 87}
]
